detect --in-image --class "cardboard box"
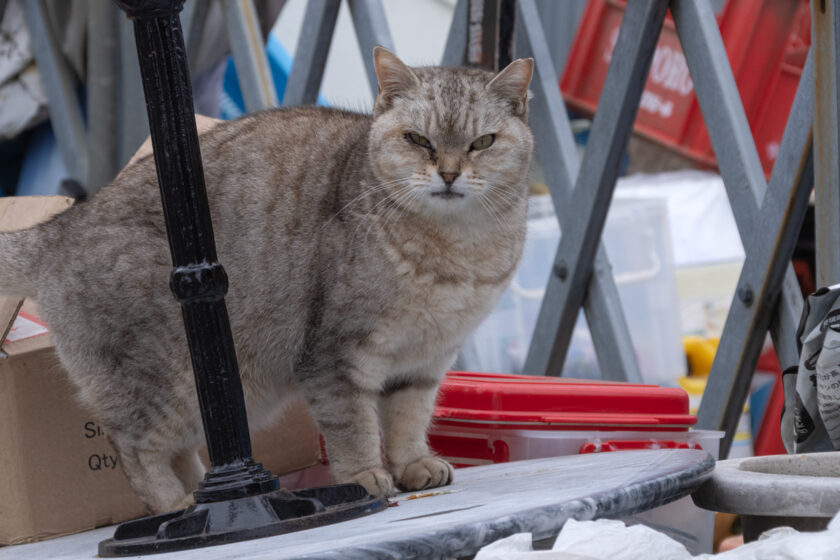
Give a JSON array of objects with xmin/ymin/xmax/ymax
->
[{"xmin": 0, "ymin": 196, "xmax": 322, "ymax": 545}]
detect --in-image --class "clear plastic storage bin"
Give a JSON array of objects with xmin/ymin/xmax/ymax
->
[{"xmin": 460, "ymin": 195, "xmax": 686, "ymax": 386}]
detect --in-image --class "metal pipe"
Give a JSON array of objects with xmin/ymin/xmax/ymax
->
[
  {"xmin": 347, "ymin": 0, "xmax": 395, "ymax": 97},
  {"xmin": 442, "ymin": 0, "xmax": 468, "ymax": 66},
  {"xmin": 87, "ymin": 0, "xmax": 120, "ymax": 194},
  {"xmin": 21, "ymin": 0, "xmax": 88, "ymax": 190},
  {"xmin": 117, "ymin": 14, "xmax": 149, "ymax": 168},
  {"xmin": 115, "ymin": 0, "xmax": 276, "ymax": 499},
  {"xmin": 812, "ymin": 0, "xmax": 840, "ymax": 287}
]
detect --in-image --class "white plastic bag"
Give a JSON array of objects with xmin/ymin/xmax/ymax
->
[{"xmin": 474, "ymin": 511, "xmax": 840, "ymax": 559}]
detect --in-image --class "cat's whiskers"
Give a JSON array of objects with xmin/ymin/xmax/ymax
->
[
  {"xmin": 321, "ymin": 176, "xmax": 411, "ymax": 231},
  {"xmin": 486, "ymin": 182, "xmax": 520, "ymax": 205},
  {"xmin": 353, "ymin": 182, "xmax": 417, "ymax": 243},
  {"xmin": 489, "ymin": 193, "xmax": 519, "ymax": 228},
  {"xmin": 476, "ymin": 192, "xmax": 505, "ymax": 230},
  {"xmin": 365, "ymin": 184, "xmax": 421, "ymax": 242},
  {"xmin": 485, "ymin": 183, "xmax": 522, "ymax": 215},
  {"xmin": 475, "ymin": 182, "xmax": 521, "ymax": 231},
  {"xmin": 384, "ymin": 188, "xmax": 423, "ymax": 231}
]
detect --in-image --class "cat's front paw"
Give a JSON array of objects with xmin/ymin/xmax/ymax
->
[
  {"xmin": 348, "ymin": 467, "xmax": 395, "ymax": 498},
  {"xmin": 393, "ymin": 456, "xmax": 454, "ymax": 491}
]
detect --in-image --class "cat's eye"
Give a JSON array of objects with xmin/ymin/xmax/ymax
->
[
  {"xmin": 406, "ymin": 132, "xmax": 432, "ymax": 149},
  {"xmin": 470, "ymin": 134, "xmax": 495, "ymax": 151}
]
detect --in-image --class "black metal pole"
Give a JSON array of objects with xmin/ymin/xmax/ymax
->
[
  {"xmin": 100, "ymin": 1, "xmax": 385, "ymax": 555},
  {"xmin": 114, "ymin": 0, "xmax": 276, "ymax": 502}
]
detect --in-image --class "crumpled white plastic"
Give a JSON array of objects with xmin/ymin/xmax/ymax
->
[{"xmin": 474, "ymin": 511, "xmax": 840, "ymax": 559}]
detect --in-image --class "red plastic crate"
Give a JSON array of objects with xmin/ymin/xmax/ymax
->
[
  {"xmin": 433, "ymin": 371, "xmax": 696, "ymax": 431},
  {"xmin": 560, "ymin": 0, "xmax": 809, "ymax": 176},
  {"xmin": 428, "ymin": 372, "xmax": 715, "ymax": 469}
]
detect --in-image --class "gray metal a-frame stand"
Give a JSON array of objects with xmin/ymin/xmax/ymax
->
[{"xmin": 505, "ymin": 0, "xmax": 818, "ymax": 459}]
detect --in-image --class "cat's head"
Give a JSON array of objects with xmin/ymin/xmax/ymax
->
[{"xmin": 368, "ymin": 47, "xmax": 534, "ymax": 228}]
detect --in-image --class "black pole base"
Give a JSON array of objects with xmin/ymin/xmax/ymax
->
[
  {"xmin": 193, "ymin": 459, "xmax": 278, "ymax": 503},
  {"xmin": 98, "ymin": 483, "xmax": 388, "ymax": 557}
]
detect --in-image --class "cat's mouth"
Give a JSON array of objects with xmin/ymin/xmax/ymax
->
[{"xmin": 430, "ymin": 188, "xmax": 465, "ymax": 199}]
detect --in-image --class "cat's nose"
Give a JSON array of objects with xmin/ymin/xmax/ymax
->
[{"xmin": 439, "ymin": 171, "xmax": 460, "ymax": 185}]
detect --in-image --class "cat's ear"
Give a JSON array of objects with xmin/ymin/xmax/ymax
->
[
  {"xmin": 486, "ymin": 58, "xmax": 534, "ymax": 117},
  {"xmin": 373, "ymin": 46, "xmax": 419, "ymax": 117}
]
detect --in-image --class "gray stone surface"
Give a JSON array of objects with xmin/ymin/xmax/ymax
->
[
  {"xmin": 693, "ymin": 451, "xmax": 840, "ymax": 518},
  {"xmin": 1, "ymin": 449, "xmax": 713, "ymax": 560}
]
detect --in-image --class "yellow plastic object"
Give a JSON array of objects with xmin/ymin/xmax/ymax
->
[
  {"xmin": 683, "ymin": 336, "xmax": 720, "ymax": 376},
  {"xmin": 678, "ymin": 375, "xmax": 708, "ymax": 398}
]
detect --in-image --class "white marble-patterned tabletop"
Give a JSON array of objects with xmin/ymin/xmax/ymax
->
[{"xmin": 0, "ymin": 449, "xmax": 714, "ymax": 560}]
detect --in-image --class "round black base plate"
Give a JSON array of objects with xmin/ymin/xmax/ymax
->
[{"xmin": 98, "ymin": 483, "xmax": 388, "ymax": 557}]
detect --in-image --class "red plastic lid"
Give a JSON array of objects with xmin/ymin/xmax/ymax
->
[{"xmin": 433, "ymin": 372, "xmax": 696, "ymax": 431}]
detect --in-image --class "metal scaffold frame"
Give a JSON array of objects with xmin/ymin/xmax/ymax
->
[{"xmin": 507, "ymin": 0, "xmax": 818, "ymax": 458}]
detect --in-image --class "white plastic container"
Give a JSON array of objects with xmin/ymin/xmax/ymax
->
[
  {"xmin": 603, "ymin": 198, "xmax": 685, "ymax": 386},
  {"xmin": 460, "ymin": 195, "xmax": 686, "ymax": 386}
]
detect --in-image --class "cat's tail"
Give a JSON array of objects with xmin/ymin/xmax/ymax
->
[{"xmin": 0, "ymin": 230, "xmax": 40, "ymax": 297}]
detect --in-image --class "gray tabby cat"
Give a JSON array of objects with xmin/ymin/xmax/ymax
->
[{"xmin": 0, "ymin": 48, "xmax": 534, "ymax": 513}]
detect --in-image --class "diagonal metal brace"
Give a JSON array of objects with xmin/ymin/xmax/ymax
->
[
  {"xmin": 224, "ymin": 0, "xmax": 280, "ymax": 112},
  {"xmin": 697, "ymin": 50, "xmax": 814, "ymax": 458},
  {"xmin": 347, "ymin": 0, "xmax": 395, "ymax": 97},
  {"xmin": 283, "ymin": 0, "xmax": 394, "ymax": 106},
  {"xmin": 517, "ymin": 0, "xmax": 642, "ymax": 382},
  {"xmin": 442, "ymin": 0, "xmax": 468, "ymax": 66},
  {"xmin": 21, "ymin": 0, "xmax": 88, "ymax": 189},
  {"xmin": 283, "ymin": 0, "xmax": 341, "ymax": 106},
  {"xmin": 672, "ymin": 0, "xmax": 807, "ymax": 452},
  {"xmin": 522, "ymin": 0, "xmax": 669, "ymax": 379}
]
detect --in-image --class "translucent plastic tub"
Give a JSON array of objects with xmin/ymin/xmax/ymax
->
[{"xmin": 460, "ymin": 195, "xmax": 686, "ymax": 386}]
